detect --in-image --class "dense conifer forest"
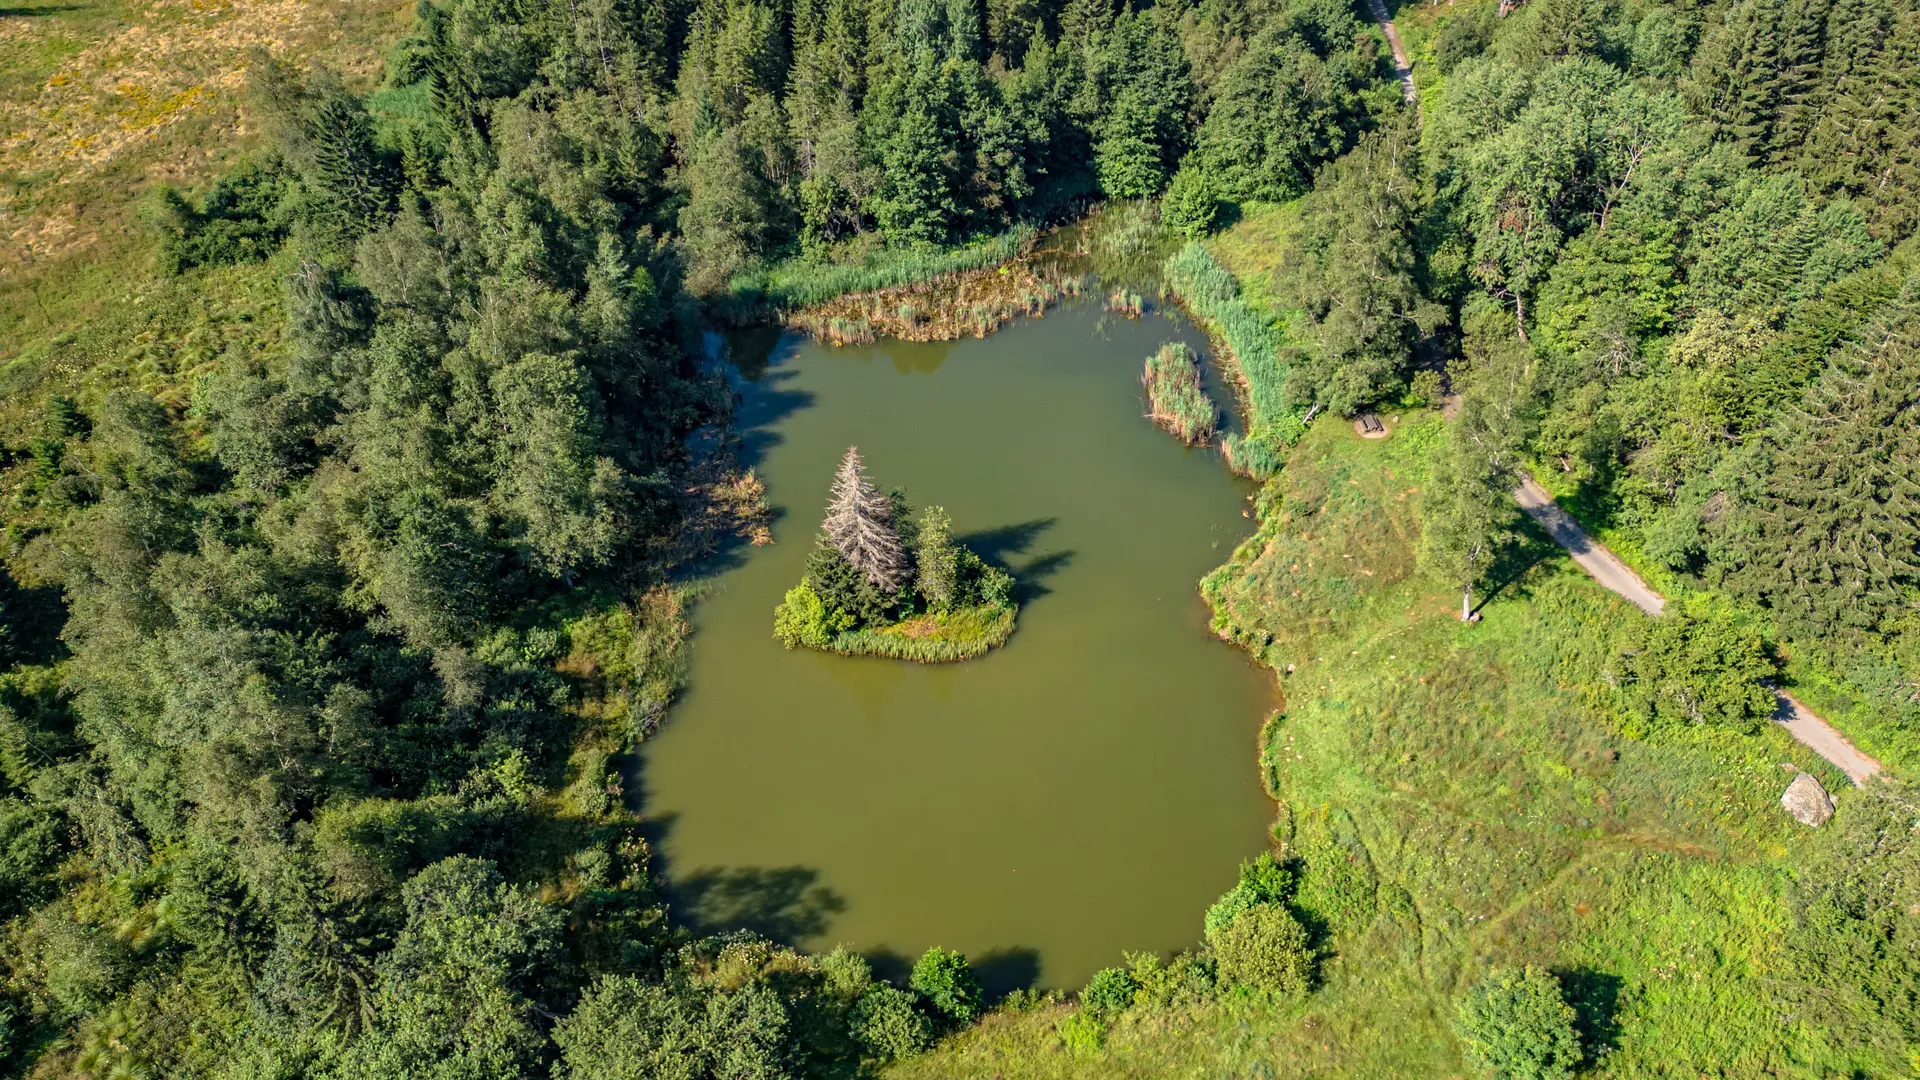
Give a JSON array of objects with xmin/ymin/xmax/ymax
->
[{"xmin": 0, "ymin": 0, "xmax": 1917, "ymax": 1072}]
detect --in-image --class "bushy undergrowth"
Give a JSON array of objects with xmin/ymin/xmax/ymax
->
[
  {"xmin": 1141, "ymin": 342, "xmax": 1216, "ymax": 444},
  {"xmin": 828, "ymin": 604, "xmax": 1017, "ymax": 662}
]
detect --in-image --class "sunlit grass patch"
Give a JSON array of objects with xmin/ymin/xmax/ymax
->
[{"xmin": 830, "ymin": 603, "xmax": 1017, "ymax": 663}]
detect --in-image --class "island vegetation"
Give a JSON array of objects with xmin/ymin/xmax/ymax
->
[
  {"xmin": 0, "ymin": 0, "xmax": 1916, "ymax": 1071},
  {"xmin": 1140, "ymin": 342, "xmax": 1215, "ymax": 445},
  {"xmin": 775, "ymin": 448, "xmax": 1017, "ymax": 662}
]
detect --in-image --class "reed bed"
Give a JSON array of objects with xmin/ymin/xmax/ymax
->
[
  {"xmin": 1106, "ymin": 290, "xmax": 1145, "ymax": 317},
  {"xmin": 1162, "ymin": 242, "xmax": 1290, "ymax": 430},
  {"xmin": 721, "ymin": 227, "xmax": 1036, "ymax": 319},
  {"xmin": 1142, "ymin": 342, "xmax": 1217, "ymax": 445},
  {"xmin": 1220, "ymin": 430, "xmax": 1283, "ymax": 480},
  {"xmin": 828, "ymin": 604, "xmax": 1016, "ymax": 662},
  {"xmin": 787, "ymin": 263, "xmax": 1089, "ymax": 344}
]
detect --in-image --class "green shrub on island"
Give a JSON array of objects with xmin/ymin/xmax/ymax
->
[{"xmin": 772, "ymin": 447, "xmax": 1018, "ymax": 662}]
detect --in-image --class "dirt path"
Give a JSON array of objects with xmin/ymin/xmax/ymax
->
[
  {"xmin": 1366, "ymin": 0, "xmax": 1419, "ymax": 105},
  {"xmin": 1513, "ymin": 474, "xmax": 1885, "ymax": 786},
  {"xmin": 1774, "ymin": 690, "xmax": 1883, "ymax": 785},
  {"xmin": 1514, "ymin": 476, "xmax": 1664, "ymax": 615}
]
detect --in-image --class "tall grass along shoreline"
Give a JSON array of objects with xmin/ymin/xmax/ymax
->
[{"xmin": 1164, "ymin": 242, "xmax": 1306, "ymax": 414}]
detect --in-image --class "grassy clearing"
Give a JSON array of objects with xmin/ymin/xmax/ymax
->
[
  {"xmin": 1205, "ymin": 200, "xmax": 1305, "ymax": 320},
  {"xmin": 827, "ymin": 603, "xmax": 1018, "ymax": 663},
  {"xmin": 891, "ymin": 416, "xmax": 1903, "ymax": 1077},
  {"xmin": 1141, "ymin": 342, "xmax": 1215, "ymax": 445},
  {"xmin": 0, "ymin": 253, "xmax": 289, "ymax": 428},
  {"xmin": 0, "ymin": 0, "xmax": 410, "ymax": 363}
]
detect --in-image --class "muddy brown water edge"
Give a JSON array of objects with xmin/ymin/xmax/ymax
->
[{"xmin": 636, "ymin": 299, "xmax": 1278, "ymax": 993}]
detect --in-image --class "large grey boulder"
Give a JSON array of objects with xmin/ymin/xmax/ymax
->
[{"xmin": 1781, "ymin": 772, "xmax": 1834, "ymax": 827}]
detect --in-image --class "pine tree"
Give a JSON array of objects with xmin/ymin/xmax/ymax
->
[
  {"xmin": 823, "ymin": 447, "xmax": 908, "ymax": 591},
  {"xmin": 866, "ymin": 63, "xmax": 964, "ymax": 246},
  {"xmin": 1095, "ymin": 86, "xmax": 1171, "ymax": 198}
]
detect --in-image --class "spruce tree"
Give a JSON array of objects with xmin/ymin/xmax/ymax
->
[
  {"xmin": 823, "ymin": 447, "xmax": 908, "ymax": 591},
  {"xmin": 1732, "ymin": 301, "xmax": 1920, "ymax": 640}
]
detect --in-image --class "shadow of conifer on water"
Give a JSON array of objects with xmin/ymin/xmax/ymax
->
[{"xmin": 955, "ymin": 519, "xmax": 1074, "ymax": 603}]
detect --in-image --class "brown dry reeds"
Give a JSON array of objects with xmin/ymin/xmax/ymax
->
[{"xmin": 786, "ymin": 259, "xmax": 1092, "ymax": 345}]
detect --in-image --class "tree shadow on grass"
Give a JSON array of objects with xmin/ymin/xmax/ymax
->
[
  {"xmin": 1558, "ymin": 967, "xmax": 1624, "ymax": 1066},
  {"xmin": 957, "ymin": 519, "xmax": 1074, "ymax": 602},
  {"xmin": 1470, "ymin": 521, "xmax": 1560, "ymax": 617}
]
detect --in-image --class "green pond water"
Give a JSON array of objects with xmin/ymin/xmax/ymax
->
[{"xmin": 638, "ymin": 300, "xmax": 1276, "ymax": 991}]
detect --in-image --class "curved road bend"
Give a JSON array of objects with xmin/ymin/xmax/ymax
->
[{"xmin": 1514, "ymin": 475, "xmax": 1884, "ymax": 786}]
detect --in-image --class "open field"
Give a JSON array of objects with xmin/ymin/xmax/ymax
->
[{"xmin": 0, "ymin": 0, "xmax": 409, "ymax": 363}]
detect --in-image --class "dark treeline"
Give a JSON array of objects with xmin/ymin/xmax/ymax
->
[{"xmin": 161, "ymin": 0, "xmax": 1390, "ymax": 291}]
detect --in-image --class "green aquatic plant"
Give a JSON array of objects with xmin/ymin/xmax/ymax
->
[{"xmin": 1143, "ymin": 342, "xmax": 1217, "ymax": 445}]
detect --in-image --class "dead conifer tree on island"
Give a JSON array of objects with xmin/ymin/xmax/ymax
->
[{"xmin": 824, "ymin": 446, "xmax": 907, "ymax": 591}]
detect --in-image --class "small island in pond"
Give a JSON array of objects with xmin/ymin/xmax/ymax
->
[{"xmin": 774, "ymin": 447, "xmax": 1018, "ymax": 662}]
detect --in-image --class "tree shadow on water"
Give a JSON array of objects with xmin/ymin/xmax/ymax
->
[
  {"xmin": 957, "ymin": 519, "xmax": 1074, "ymax": 602},
  {"xmin": 971, "ymin": 947, "xmax": 1042, "ymax": 1002},
  {"xmin": 628, "ymin": 764, "xmax": 844, "ymax": 947},
  {"xmin": 861, "ymin": 945, "xmax": 1042, "ymax": 1004},
  {"xmin": 670, "ymin": 865, "xmax": 848, "ymax": 946},
  {"xmin": 730, "ymin": 367, "xmax": 815, "ymax": 473}
]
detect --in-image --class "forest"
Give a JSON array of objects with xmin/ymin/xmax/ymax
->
[{"xmin": 0, "ymin": 0, "xmax": 1915, "ymax": 1071}]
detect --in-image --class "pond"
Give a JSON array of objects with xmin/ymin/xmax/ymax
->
[{"xmin": 637, "ymin": 299, "xmax": 1276, "ymax": 992}]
